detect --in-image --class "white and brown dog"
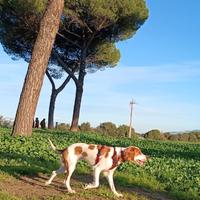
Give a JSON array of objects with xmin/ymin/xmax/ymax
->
[{"xmin": 45, "ymin": 139, "xmax": 148, "ymax": 197}]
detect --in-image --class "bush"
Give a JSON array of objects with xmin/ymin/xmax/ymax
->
[
  {"xmin": 178, "ymin": 133, "xmax": 190, "ymax": 141},
  {"xmin": 144, "ymin": 129, "xmax": 166, "ymax": 140},
  {"xmin": 117, "ymin": 124, "xmax": 135, "ymax": 137},
  {"xmin": 163, "ymin": 132, "xmax": 171, "ymax": 139},
  {"xmin": 0, "ymin": 115, "xmax": 13, "ymax": 128},
  {"xmin": 168, "ymin": 134, "xmax": 179, "ymax": 141},
  {"xmin": 56, "ymin": 123, "xmax": 70, "ymax": 131},
  {"xmin": 188, "ymin": 134, "xmax": 198, "ymax": 142},
  {"xmin": 117, "ymin": 124, "xmax": 129, "ymax": 137},
  {"xmin": 79, "ymin": 122, "xmax": 92, "ymax": 132},
  {"xmin": 194, "ymin": 132, "xmax": 200, "ymax": 140},
  {"xmin": 96, "ymin": 122, "xmax": 117, "ymax": 136}
]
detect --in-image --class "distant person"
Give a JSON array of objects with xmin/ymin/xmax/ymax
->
[
  {"xmin": 40, "ymin": 118, "xmax": 46, "ymax": 129},
  {"xmin": 35, "ymin": 117, "xmax": 39, "ymax": 128}
]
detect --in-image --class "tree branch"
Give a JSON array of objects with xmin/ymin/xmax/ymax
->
[
  {"xmin": 56, "ymin": 65, "xmax": 78, "ymax": 93},
  {"xmin": 52, "ymin": 50, "xmax": 79, "ymax": 87},
  {"xmin": 46, "ymin": 69, "xmax": 56, "ymax": 90},
  {"xmin": 63, "ymin": 26, "xmax": 81, "ymax": 38},
  {"xmin": 97, "ymin": 17, "xmax": 108, "ymax": 30},
  {"xmin": 57, "ymin": 32, "xmax": 81, "ymax": 48}
]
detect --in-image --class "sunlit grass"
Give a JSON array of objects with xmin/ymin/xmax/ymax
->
[{"xmin": 0, "ymin": 127, "xmax": 200, "ymax": 200}]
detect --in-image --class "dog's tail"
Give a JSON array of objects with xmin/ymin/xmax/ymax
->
[{"xmin": 48, "ymin": 138, "xmax": 62, "ymax": 154}]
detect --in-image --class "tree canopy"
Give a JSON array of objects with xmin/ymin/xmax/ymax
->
[
  {"xmin": 0, "ymin": 0, "xmax": 148, "ymax": 132},
  {"xmin": 0, "ymin": 0, "xmax": 148, "ymax": 67}
]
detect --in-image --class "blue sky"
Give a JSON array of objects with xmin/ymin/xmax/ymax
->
[{"xmin": 0, "ymin": 0, "xmax": 200, "ymax": 133}]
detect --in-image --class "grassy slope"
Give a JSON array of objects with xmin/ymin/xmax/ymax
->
[{"xmin": 0, "ymin": 127, "xmax": 200, "ymax": 200}]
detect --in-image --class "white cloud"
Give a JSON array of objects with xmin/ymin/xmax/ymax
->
[{"xmin": 0, "ymin": 61, "xmax": 200, "ymax": 133}]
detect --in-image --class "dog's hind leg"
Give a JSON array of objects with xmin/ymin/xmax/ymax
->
[
  {"xmin": 64, "ymin": 162, "xmax": 76, "ymax": 193},
  {"xmin": 45, "ymin": 166, "xmax": 65, "ymax": 186}
]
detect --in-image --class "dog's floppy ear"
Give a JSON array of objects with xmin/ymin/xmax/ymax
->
[{"xmin": 123, "ymin": 146, "xmax": 141, "ymax": 161}]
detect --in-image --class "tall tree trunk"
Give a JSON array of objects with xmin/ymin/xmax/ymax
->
[
  {"xmin": 12, "ymin": 0, "xmax": 64, "ymax": 136},
  {"xmin": 70, "ymin": 84, "xmax": 84, "ymax": 131},
  {"xmin": 48, "ymin": 89, "xmax": 58, "ymax": 129},
  {"xmin": 70, "ymin": 48, "xmax": 86, "ymax": 132}
]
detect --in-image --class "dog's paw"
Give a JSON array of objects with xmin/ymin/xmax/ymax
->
[
  {"xmin": 68, "ymin": 189, "xmax": 76, "ymax": 193},
  {"xmin": 84, "ymin": 184, "xmax": 90, "ymax": 189},
  {"xmin": 84, "ymin": 183, "xmax": 97, "ymax": 189},
  {"xmin": 45, "ymin": 181, "xmax": 51, "ymax": 186},
  {"xmin": 115, "ymin": 193, "xmax": 123, "ymax": 197}
]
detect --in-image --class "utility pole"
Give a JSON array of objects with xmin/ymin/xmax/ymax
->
[{"xmin": 128, "ymin": 99, "xmax": 135, "ymax": 138}]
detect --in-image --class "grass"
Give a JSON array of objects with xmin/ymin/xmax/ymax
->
[
  {"xmin": 0, "ymin": 191, "xmax": 21, "ymax": 200},
  {"xmin": 0, "ymin": 127, "xmax": 200, "ymax": 200}
]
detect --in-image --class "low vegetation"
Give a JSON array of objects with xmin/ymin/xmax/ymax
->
[
  {"xmin": 0, "ymin": 127, "xmax": 200, "ymax": 200},
  {"xmin": 0, "ymin": 116, "xmax": 13, "ymax": 128},
  {"xmin": 1, "ymin": 114, "xmax": 199, "ymax": 142},
  {"xmin": 143, "ymin": 129, "xmax": 200, "ymax": 142},
  {"xmin": 57, "ymin": 121, "xmax": 200, "ymax": 142}
]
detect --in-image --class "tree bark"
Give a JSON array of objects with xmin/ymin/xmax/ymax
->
[
  {"xmin": 12, "ymin": 0, "xmax": 64, "ymax": 136},
  {"xmin": 70, "ymin": 48, "xmax": 86, "ymax": 132}
]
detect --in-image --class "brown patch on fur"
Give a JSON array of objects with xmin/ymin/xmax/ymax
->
[
  {"xmin": 97, "ymin": 145, "xmax": 102, "ymax": 150},
  {"xmin": 74, "ymin": 146, "xmax": 83, "ymax": 155},
  {"xmin": 82, "ymin": 152, "xmax": 88, "ymax": 157},
  {"xmin": 109, "ymin": 147, "xmax": 118, "ymax": 170},
  {"xmin": 100, "ymin": 146, "xmax": 111, "ymax": 158},
  {"xmin": 94, "ymin": 145, "xmax": 111, "ymax": 165},
  {"xmin": 118, "ymin": 149, "xmax": 126, "ymax": 162},
  {"xmin": 123, "ymin": 146, "xmax": 141, "ymax": 161},
  {"xmin": 88, "ymin": 144, "xmax": 95, "ymax": 150}
]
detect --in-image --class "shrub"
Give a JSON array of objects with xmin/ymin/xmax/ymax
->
[
  {"xmin": 79, "ymin": 122, "xmax": 92, "ymax": 132},
  {"xmin": 96, "ymin": 122, "xmax": 117, "ymax": 136},
  {"xmin": 163, "ymin": 132, "xmax": 171, "ymax": 139},
  {"xmin": 0, "ymin": 115, "xmax": 13, "ymax": 128},
  {"xmin": 56, "ymin": 123, "xmax": 70, "ymax": 131},
  {"xmin": 117, "ymin": 124, "xmax": 135, "ymax": 137},
  {"xmin": 178, "ymin": 133, "xmax": 190, "ymax": 141},
  {"xmin": 194, "ymin": 132, "xmax": 200, "ymax": 140},
  {"xmin": 188, "ymin": 134, "xmax": 198, "ymax": 142},
  {"xmin": 168, "ymin": 134, "xmax": 179, "ymax": 141},
  {"xmin": 144, "ymin": 129, "xmax": 166, "ymax": 140}
]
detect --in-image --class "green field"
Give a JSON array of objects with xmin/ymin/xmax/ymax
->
[{"xmin": 0, "ymin": 127, "xmax": 200, "ymax": 200}]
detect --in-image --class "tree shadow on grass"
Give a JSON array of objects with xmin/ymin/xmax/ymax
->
[{"xmin": 0, "ymin": 151, "xmax": 58, "ymax": 178}]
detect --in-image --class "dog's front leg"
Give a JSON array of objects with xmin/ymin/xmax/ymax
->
[
  {"xmin": 104, "ymin": 169, "xmax": 123, "ymax": 197},
  {"xmin": 85, "ymin": 167, "xmax": 101, "ymax": 189}
]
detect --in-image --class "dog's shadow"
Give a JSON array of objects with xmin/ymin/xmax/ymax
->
[
  {"xmin": 19, "ymin": 173, "xmax": 108, "ymax": 194},
  {"xmin": 18, "ymin": 173, "xmax": 172, "ymax": 200}
]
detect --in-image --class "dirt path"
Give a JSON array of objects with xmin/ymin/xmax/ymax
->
[{"xmin": 0, "ymin": 173, "xmax": 173, "ymax": 200}]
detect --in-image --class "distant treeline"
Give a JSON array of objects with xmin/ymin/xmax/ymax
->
[
  {"xmin": 56, "ymin": 121, "xmax": 200, "ymax": 142},
  {"xmin": 1, "ymin": 115, "xmax": 199, "ymax": 142},
  {"xmin": 142, "ymin": 129, "xmax": 200, "ymax": 142}
]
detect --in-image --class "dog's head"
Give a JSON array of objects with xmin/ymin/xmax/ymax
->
[{"xmin": 123, "ymin": 146, "xmax": 148, "ymax": 166}]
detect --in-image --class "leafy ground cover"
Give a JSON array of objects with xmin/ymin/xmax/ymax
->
[{"xmin": 0, "ymin": 127, "xmax": 199, "ymax": 200}]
